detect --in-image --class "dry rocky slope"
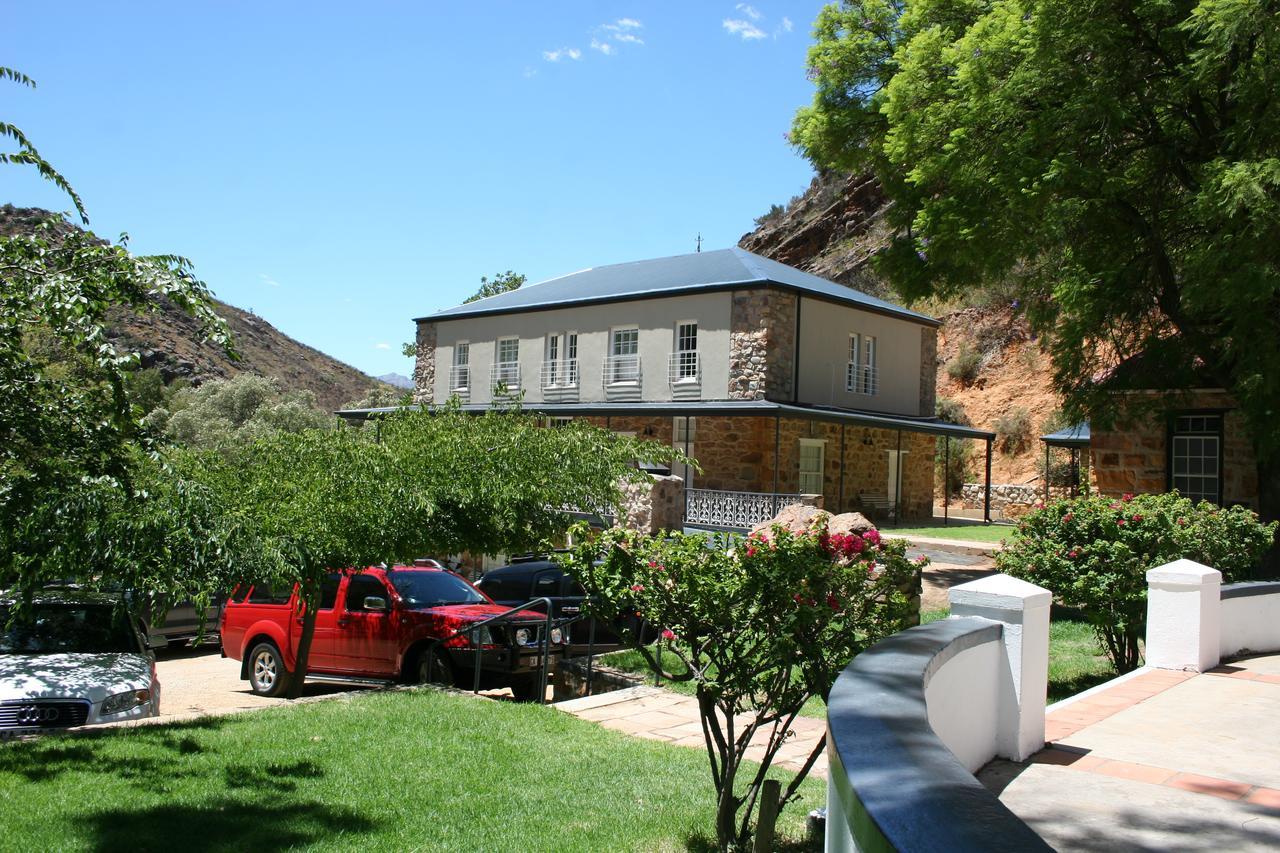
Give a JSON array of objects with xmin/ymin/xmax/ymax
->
[
  {"xmin": 739, "ymin": 173, "xmax": 1057, "ymax": 485},
  {"xmin": 1, "ymin": 205, "xmax": 384, "ymax": 413}
]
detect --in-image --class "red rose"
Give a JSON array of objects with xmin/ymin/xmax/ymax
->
[
  {"xmin": 826, "ymin": 594, "xmax": 840, "ymax": 609},
  {"xmin": 660, "ymin": 629, "xmax": 676, "ymax": 641},
  {"xmin": 1122, "ymin": 493, "xmax": 1134, "ymax": 502},
  {"xmin": 863, "ymin": 529, "xmax": 880, "ymax": 546}
]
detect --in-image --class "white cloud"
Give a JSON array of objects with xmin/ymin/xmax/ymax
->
[
  {"xmin": 598, "ymin": 18, "xmax": 645, "ymax": 46},
  {"xmin": 374, "ymin": 342, "xmax": 391, "ymax": 350},
  {"xmin": 590, "ymin": 38, "xmax": 614, "ymax": 55},
  {"xmin": 613, "ymin": 32, "xmax": 644, "ymax": 45},
  {"xmin": 616, "ymin": 17, "xmax": 642, "ymax": 29},
  {"xmin": 258, "ymin": 273, "xmax": 281, "ymax": 288},
  {"xmin": 523, "ymin": 66, "xmax": 538, "ymax": 78},
  {"xmin": 736, "ymin": 3, "xmax": 762, "ymax": 20},
  {"xmin": 543, "ymin": 47, "xmax": 582, "ymax": 62},
  {"xmin": 723, "ymin": 18, "xmax": 766, "ymax": 40},
  {"xmin": 781, "ymin": 16, "xmax": 793, "ymax": 33}
]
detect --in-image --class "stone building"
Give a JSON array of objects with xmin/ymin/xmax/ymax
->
[{"xmin": 351, "ymin": 248, "xmax": 994, "ymax": 532}]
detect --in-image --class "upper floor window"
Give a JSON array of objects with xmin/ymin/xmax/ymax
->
[
  {"xmin": 607, "ymin": 327, "xmax": 640, "ymax": 384},
  {"xmin": 542, "ymin": 332, "xmax": 579, "ymax": 388},
  {"xmin": 1170, "ymin": 413, "xmax": 1222, "ymax": 505},
  {"xmin": 672, "ymin": 321, "xmax": 699, "ymax": 383},
  {"xmin": 450, "ymin": 342, "xmax": 470, "ymax": 391},
  {"xmin": 846, "ymin": 333, "xmax": 878, "ymax": 395},
  {"xmin": 494, "ymin": 337, "xmax": 520, "ymax": 388}
]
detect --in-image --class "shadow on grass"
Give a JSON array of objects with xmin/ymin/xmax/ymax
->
[
  {"xmin": 685, "ymin": 830, "xmax": 822, "ymax": 852},
  {"xmin": 1047, "ymin": 670, "xmax": 1117, "ymax": 705},
  {"xmin": 77, "ymin": 798, "xmax": 373, "ymax": 853}
]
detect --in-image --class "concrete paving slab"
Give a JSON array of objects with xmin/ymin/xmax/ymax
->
[{"xmin": 990, "ymin": 763, "xmax": 1280, "ymax": 852}]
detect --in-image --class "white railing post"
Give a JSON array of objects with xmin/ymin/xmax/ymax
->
[
  {"xmin": 1146, "ymin": 559, "xmax": 1222, "ymax": 672},
  {"xmin": 948, "ymin": 574, "xmax": 1051, "ymax": 762}
]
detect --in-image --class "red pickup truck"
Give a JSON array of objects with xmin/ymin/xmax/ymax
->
[{"xmin": 220, "ymin": 565, "xmax": 564, "ymax": 700}]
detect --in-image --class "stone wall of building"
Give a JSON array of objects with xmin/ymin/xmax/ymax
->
[
  {"xmin": 618, "ymin": 474, "xmax": 685, "ymax": 535},
  {"xmin": 412, "ymin": 320, "xmax": 437, "ymax": 404},
  {"xmin": 919, "ymin": 326, "xmax": 938, "ymax": 417},
  {"xmin": 728, "ymin": 288, "xmax": 796, "ymax": 400},
  {"xmin": 1091, "ymin": 391, "xmax": 1258, "ymax": 508}
]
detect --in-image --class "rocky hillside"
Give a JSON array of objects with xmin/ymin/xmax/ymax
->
[
  {"xmin": 2, "ymin": 205, "xmax": 385, "ymax": 413},
  {"xmin": 739, "ymin": 174, "xmax": 1058, "ymax": 485}
]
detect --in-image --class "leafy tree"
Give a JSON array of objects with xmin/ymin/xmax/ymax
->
[
  {"xmin": 935, "ymin": 398, "xmax": 972, "ymax": 496},
  {"xmin": 197, "ymin": 404, "xmax": 679, "ymax": 698},
  {"xmin": 1, "ymin": 66, "xmax": 86, "ymax": 222},
  {"xmin": 998, "ymin": 492, "xmax": 1276, "ymax": 672},
  {"xmin": 147, "ymin": 373, "xmax": 335, "ymax": 456},
  {"xmin": 563, "ymin": 516, "xmax": 920, "ymax": 851},
  {"xmin": 463, "ymin": 270, "xmax": 525, "ymax": 304},
  {"xmin": 793, "ymin": 1, "xmax": 1280, "ymax": 530}
]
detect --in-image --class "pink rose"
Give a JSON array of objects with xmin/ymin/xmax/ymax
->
[
  {"xmin": 746, "ymin": 546, "xmax": 758, "ymax": 558},
  {"xmin": 630, "ymin": 584, "xmax": 645, "ymax": 592},
  {"xmin": 1122, "ymin": 493, "xmax": 1135, "ymax": 502},
  {"xmin": 1063, "ymin": 513, "xmax": 1074, "ymax": 522},
  {"xmin": 660, "ymin": 628, "xmax": 676, "ymax": 641},
  {"xmin": 863, "ymin": 529, "xmax": 880, "ymax": 546},
  {"xmin": 1132, "ymin": 514, "xmax": 1143, "ymax": 522},
  {"xmin": 1118, "ymin": 519, "xmax": 1127, "ymax": 526}
]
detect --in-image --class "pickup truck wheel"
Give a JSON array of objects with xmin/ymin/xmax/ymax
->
[
  {"xmin": 413, "ymin": 648, "xmax": 454, "ymax": 687},
  {"xmin": 248, "ymin": 641, "xmax": 289, "ymax": 697},
  {"xmin": 510, "ymin": 676, "xmax": 545, "ymax": 703}
]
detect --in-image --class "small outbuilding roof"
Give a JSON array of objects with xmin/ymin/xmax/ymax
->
[
  {"xmin": 1040, "ymin": 422, "xmax": 1090, "ymax": 448},
  {"xmin": 417, "ymin": 247, "xmax": 939, "ymax": 327}
]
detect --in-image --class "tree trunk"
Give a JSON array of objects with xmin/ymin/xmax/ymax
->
[
  {"xmin": 1256, "ymin": 456, "xmax": 1280, "ymax": 577},
  {"xmin": 715, "ymin": 755, "xmax": 739, "ymax": 852},
  {"xmin": 285, "ymin": 577, "xmax": 320, "ymax": 700}
]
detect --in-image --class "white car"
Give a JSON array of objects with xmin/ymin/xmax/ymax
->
[{"xmin": 0, "ymin": 591, "xmax": 161, "ymax": 736}]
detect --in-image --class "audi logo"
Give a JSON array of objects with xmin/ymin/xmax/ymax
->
[{"xmin": 16, "ymin": 705, "xmax": 59, "ymax": 724}]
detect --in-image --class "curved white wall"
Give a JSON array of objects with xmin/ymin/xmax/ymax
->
[{"xmin": 925, "ymin": 641, "xmax": 1002, "ymax": 773}]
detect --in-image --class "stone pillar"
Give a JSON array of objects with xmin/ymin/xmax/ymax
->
[
  {"xmin": 412, "ymin": 320, "xmax": 437, "ymax": 404},
  {"xmin": 618, "ymin": 474, "xmax": 684, "ymax": 535},
  {"xmin": 1146, "ymin": 559, "xmax": 1222, "ymax": 672},
  {"xmin": 949, "ymin": 574, "xmax": 1051, "ymax": 762}
]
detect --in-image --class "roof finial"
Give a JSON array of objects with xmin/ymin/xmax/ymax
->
[{"xmin": 695, "ymin": 233, "xmax": 702, "ymax": 253}]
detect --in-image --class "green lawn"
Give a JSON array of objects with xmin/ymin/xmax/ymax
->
[
  {"xmin": 883, "ymin": 523, "xmax": 1014, "ymax": 544},
  {"xmin": 0, "ymin": 689, "xmax": 824, "ymax": 852}
]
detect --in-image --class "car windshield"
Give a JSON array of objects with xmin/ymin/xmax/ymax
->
[
  {"xmin": 0, "ymin": 603, "xmax": 138, "ymax": 654},
  {"xmin": 389, "ymin": 572, "xmax": 488, "ymax": 609}
]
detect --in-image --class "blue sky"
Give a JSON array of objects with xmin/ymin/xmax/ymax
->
[{"xmin": 5, "ymin": 2, "xmax": 829, "ymax": 378}]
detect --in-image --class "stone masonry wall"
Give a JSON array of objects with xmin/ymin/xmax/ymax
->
[
  {"xmin": 728, "ymin": 288, "xmax": 796, "ymax": 400},
  {"xmin": 919, "ymin": 326, "xmax": 938, "ymax": 417},
  {"xmin": 1091, "ymin": 391, "xmax": 1258, "ymax": 508},
  {"xmin": 412, "ymin": 320, "xmax": 437, "ymax": 404}
]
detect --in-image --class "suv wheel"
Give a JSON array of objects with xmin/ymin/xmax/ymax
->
[
  {"xmin": 510, "ymin": 676, "xmax": 545, "ymax": 703},
  {"xmin": 413, "ymin": 648, "xmax": 454, "ymax": 687},
  {"xmin": 248, "ymin": 641, "xmax": 289, "ymax": 697}
]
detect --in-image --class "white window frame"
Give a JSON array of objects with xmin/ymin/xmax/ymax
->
[
  {"xmin": 545, "ymin": 333, "xmax": 561, "ymax": 387},
  {"xmin": 608, "ymin": 326, "xmax": 640, "ymax": 385},
  {"xmin": 846, "ymin": 332, "xmax": 878, "ymax": 395},
  {"xmin": 451, "ymin": 341, "xmax": 470, "ymax": 391},
  {"xmin": 673, "ymin": 320, "xmax": 699, "ymax": 383},
  {"xmin": 1170, "ymin": 414, "xmax": 1222, "ymax": 505},
  {"xmin": 494, "ymin": 336, "xmax": 520, "ymax": 389},
  {"xmin": 798, "ymin": 438, "xmax": 825, "ymax": 496},
  {"xmin": 564, "ymin": 331, "xmax": 579, "ymax": 386}
]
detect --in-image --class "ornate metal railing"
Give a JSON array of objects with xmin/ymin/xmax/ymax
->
[{"xmin": 683, "ymin": 489, "xmax": 805, "ymax": 530}]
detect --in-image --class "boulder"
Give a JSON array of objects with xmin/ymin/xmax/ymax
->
[
  {"xmin": 828, "ymin": 512, "xmax": 875, "ymax": 536},
  {"xmin": 750, "ymin": 503, "xmax": 825, "ymax": 536}
]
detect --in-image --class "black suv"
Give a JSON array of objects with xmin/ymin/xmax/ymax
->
[{"xmin": 477, "ymin": 558, "xmax": 651, "ymax": 655}]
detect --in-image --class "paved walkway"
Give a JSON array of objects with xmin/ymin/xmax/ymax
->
[
  {"xmin": 555, "ymin": 686, "xmax": 829, "ymax": 778},
  {"xmin": 981, "ymin": 655, "xmax": 1280, "ymax": 850}
]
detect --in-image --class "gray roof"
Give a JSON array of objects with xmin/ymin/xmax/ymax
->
[
  {"xmin": 417, "ymin": 247, "xmax": 938, "ymax": 326},
  {"xmin": 1040, "ymin": 422, "xmax": 1090, "ymax": 447}
]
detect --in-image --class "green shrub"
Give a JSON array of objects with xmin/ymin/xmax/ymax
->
[
  {"xmin": 947, "ymin": 344, "xmax": 982, "ymax": 386},
  {"xmin": 994, "ymin": 406, "xmax": 1032, "ymax": 455},
  {"xmin": 935, "ymin": 398, "xmax": 973, "ymax": 496},
  {"xmin": 753, "ymin": 203, "xmax": 786, "ymax": 226},
  {"xmin": 997, "ymin": 492, "xmax": 1277, "ymax": 673}
]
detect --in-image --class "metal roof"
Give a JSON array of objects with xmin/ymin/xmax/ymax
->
[
  {"xmin": 336, "ymin": 399, "xmax": 994, "ymax": 441},
  {"xmin": 1040, "ymin": 422, "xmax": 1091, "ymax": 448},
  {"xmin": 416, "ymin": 247, "xmax": 939, "ymax": 327}
]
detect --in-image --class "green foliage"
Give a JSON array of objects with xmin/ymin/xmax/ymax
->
[
  {"xmin": 994, "ymin": 407, "xmax": 1033, "ymax": 456},
  {"xmin": 563, "ymin": 516, "xmax": 920, "ymax": 849},
  {"xmin": 935, "ymin": 398, "xmax": 973, "ymax": 495},
  {"xmin": 997, "ymin": 493, "xmax": 1277, "ymax": 672},
  {"xmin": 946, "ymin": 343, "xmax": 981, "ymax": 386},
  {"xmin": 463, "ymin": 270, "xmax": 526, "ymax": 304},
  {"xmin": 147, "ymin": 374, "xmax": 335, "ymax": 457},
  {"xmin": 342, "ymin": 384, "xmax": 410, "ymax": 411},
  {"xmin": 793, "ymin": 0, "xmax": 1280, "ymax": 519},
  {"xmin": 753, "ymin": 203, "xmax": 786, "ymax": 226}
]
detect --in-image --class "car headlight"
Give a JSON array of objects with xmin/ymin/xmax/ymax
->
[
  {"xmin": 468, "ymin": 626, "xmax": 494, "ymax": 646},
  {"xmin": 550, "ymin": 628, "xmax": 563, "ymax": 644},
  {"xmin": 515, "ymin": 628, "xmax": 532, "ymax": 646},
  {"xmin": 102, "ymin": 689, "xmax": 151, "ymax": 716}
]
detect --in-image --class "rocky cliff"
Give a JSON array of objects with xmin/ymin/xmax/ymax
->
[{"xmin": 2, "ymin": 205, "xmax": 384, "ymax": 413}]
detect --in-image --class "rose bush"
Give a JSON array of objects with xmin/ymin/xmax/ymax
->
[
  {"xmin": 562, "ymin": 513, "xmax": 921, "ymax": 851},
  {"xmin": 997, "ymin": 492, "xmax": 1277, "ymax": 673}
]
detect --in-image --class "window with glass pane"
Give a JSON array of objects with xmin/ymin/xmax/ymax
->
[
  {"xmin": 610, "ymin": 328, "xmax": 639, "ymax": 383},
  {"xmin": 452, "ymin": 343, "xmax": 470, "ymax": 390},
  {"xmin": 1170, "ymin": 414, "xmax": 1222, "ymax": 504},
  {"xmin": 495, "ymin": 338, "xmax": 519, "ymax": 386},
  {"xmin": 676, "ymin": 322, "xmax": 698, "ymax": 380},
  {"xmin": 861, "ymin": 336, "xmax": 877, "ymax": 394},
  {"xmin": 799, "ymin": 440, "xmax": 825, "ymax": 495},
  {"xmin": 846, "ymin": 334, "xmax": 860, "ymax": 391},
  {"xmin": 546, "ymin": 334, "xmax": 560, "ymax": 386},
  {"xmin": 565, "ymin": 333, "xmax": 579, "ymax": 385}
]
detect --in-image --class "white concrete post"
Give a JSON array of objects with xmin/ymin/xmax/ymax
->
[
  {"xmin": 949, "ymin": 574, "xmax": 1052, "ymax": 762},
  {"xmin": 1146, "ymin": 559, "xmax": 1221, "ymax": 672}
]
